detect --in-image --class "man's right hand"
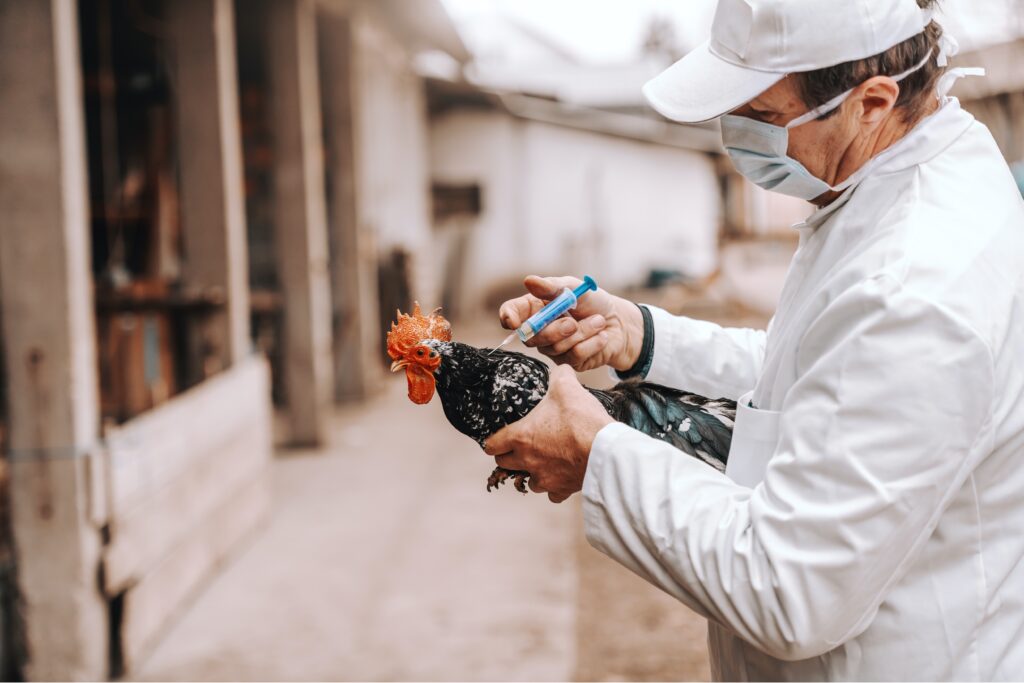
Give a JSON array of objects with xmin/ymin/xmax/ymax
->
[{"xmin": 498, "ymin": 275, "xmax": 645, "ymax": 373}]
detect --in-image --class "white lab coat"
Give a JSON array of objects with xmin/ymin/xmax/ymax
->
[{"xmin": 583, "ymin": 98, "xmax": 1024, "ymax": 681}]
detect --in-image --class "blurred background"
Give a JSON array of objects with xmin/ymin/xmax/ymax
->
[{"xmin": 0, "ymin": 0, "xmax": 1022, "ymax": 680}]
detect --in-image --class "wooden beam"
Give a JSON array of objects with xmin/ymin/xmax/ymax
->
[
  {"xmin": 105, "ymin": 356, "xmax": 270, "ymax": 512},
  {"xmin": 0, "ymin": 1, "xmax": 108, "ymax": 679},
  {"xmin": 265, "ymin": 0, "xmax": 334, "ymax": 444},
  {"xmin": 170, "ymin": 0, "xmax": 251, "ymax": 379},
  {"xmin": 319, "ymin": 11, "xmax": 384, "ymax": 402},
  {"xmin": 102, "ymin": 357, "xmax": 272, "ymax": 594},
  {"xmin": 119, "ymin": 473, "xmax": 270, "ymax": 671}
]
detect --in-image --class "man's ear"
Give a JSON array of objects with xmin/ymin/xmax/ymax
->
[{"xmin": 854, "ymin": 76, "xmax": 901, "ymax": 126}]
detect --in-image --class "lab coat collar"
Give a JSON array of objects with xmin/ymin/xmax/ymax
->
[{"xmin": 794, "ymin": 97, "xmax": 976, "ymax": 233}]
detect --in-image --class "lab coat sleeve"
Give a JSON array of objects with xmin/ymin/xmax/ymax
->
[
  {"xmin": 583, "ymin": 276, "xmax": 995, "ymax": 661},
  {"xmin": 642, "ymin": 305, "xmax": 767, "ymax": 401}
]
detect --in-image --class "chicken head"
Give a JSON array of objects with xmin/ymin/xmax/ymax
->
[{"xmin": 386, "ymin": 303, "xmax": 452, "ymax": 404}]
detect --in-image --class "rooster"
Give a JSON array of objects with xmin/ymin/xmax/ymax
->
[{"xmin": 387, "ymin": 304, "xmax": 736, "ymax": 493}]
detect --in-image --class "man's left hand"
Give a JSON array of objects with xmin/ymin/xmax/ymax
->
[{"xmin": 484, "ymin": 365, "xmax": 614, "ymax": 503}]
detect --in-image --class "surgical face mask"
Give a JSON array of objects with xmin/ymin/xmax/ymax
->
[{"xmin": 721, "ymin": 50, "xmax": 934, "ymax": 201}]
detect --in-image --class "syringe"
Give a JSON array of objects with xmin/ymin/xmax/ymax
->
[{"xmin": 494, "ymin": 276, "xmax": 598, "ymax": 352}]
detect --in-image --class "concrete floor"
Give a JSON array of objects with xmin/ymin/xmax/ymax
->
[{"xmin": 135, "ymin": 340, "xmax": 716, "ymax": 681}]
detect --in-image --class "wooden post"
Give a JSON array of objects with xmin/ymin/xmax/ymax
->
[
  {"xmin": 265, "ymin": 0, "xmax": 333, "ymax": 444},
  {"xmin": 319, "ymin": 11, "xmax": 384, "ymax": 402},
  {"xmin": 170, "ymin": 0, "xmax": 251, "ymax": 378},
  {"xmin": 0, "ymin": 1, "xmax": 109, "ymax": 679}
]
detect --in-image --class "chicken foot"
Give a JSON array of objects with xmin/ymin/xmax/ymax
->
[{"xmin": 487, "ymin": 466, "xmax": 531, "ymax": 494}]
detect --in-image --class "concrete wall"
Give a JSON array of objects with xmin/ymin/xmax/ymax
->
[
  {"xmin": 431, "ymin": 109, "xmax": 723, "ymax": 311},
  {"xmin": 351, "ymin": 11, "xmax": 436, "ymax": 304},
  {"xmin": 522, "ymin": 122, "xmax": 722, "ymax": 285},
  {"xmin": 430, "ymin": 110, "xmax": 524, "ymax": 310}
]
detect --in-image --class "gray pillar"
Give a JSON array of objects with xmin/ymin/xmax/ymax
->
[
  {"xmin": 319, "ymin": 11, "xmax": 383, "ymax": 402},
  {"xmin": 0, "ymin": 1, "xmax": 108, "ymax": 679},
  {"xmin": 266, "ymin": 0, "xmax": 333, "ymax": 445},
  {"xmin": 171, "ymin": 0, "xmax": 251, "ymax": 376}
]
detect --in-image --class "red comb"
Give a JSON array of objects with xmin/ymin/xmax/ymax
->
[{"xmin": 386, "ymin": 302, "xmax": 452, "ymax": 360}]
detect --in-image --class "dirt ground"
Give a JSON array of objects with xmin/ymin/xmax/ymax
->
[
  {"xmin": 571, "ymin": 302, "xmax": 768, "ymax": 682},
  {"xmin": 135, "ymin": 307, "xmax": 767, "ymax": 682},
  {"xmin": 574, "ymin": 526, "xmax": 711, "ymax": 682},
  {"xmin": 136, "ymin": 377, "xmax": 578, "ymax": 681}
]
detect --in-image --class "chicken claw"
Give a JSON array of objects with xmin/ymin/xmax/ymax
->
[
  {"xmin": 487, "ymin": 467, "xmax": 510, "ymax": 491},
  {"xmin": 487, "ymin": 466, "xmax": 530, "ymax": 494}
]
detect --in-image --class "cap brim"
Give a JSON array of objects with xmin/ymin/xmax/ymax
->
[{"xmin": 643, "ymin": 41, "xmax": 785, "ymax": 124}]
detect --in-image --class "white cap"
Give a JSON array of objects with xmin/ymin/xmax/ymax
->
[{"xmin": 644, "ymin": 0, "xmax": 935, "ymax": 123}]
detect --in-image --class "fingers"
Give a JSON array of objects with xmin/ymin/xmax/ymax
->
[
  {"xmin": 498, "ymin": 294, "xmax": 541, "ymax": 331},
  {"xmin": 557, "ymin": 331, "xmax": 611, "ymax": 371},
  {"xmin": 548, "ymin": 492, "xmax": 571, "ymax": 504},
  {"xmin": 545, "ymin": 363, "xmax": 604, "ymax": 403},
  {"xmin": 486, "ymin": 426, "xmax": 528, "ymax": 469},
  {"xmin": 498, "ymin": 275, "xmax": 582, "ymax": 331},
  {"xmin": 483, "ymin": 427, "xmax": 513, "ymax": 456},
  {"xmin": 522, "ymin": 274, "xmax": 580, "ymax": 300},
  {"xmin": 548, "ymin": 363, "xmax": 578, "ymax": 383},
  {"xmin": 494, "ymin": 453, "xmax": 527, "ymax": 472},
  {"xmin": 490, "ymin": 450, "xmax": 545, "ymax": 493},
  {"xmin": 540, "ymin": 315, "xmax": 606, "ymax": 357},
  {"xmin": 527, "ymin": 316, "xmax": 579, "ymax": 350},
  {"xmin": 534, "ymin": 317, "xmax": 609, "ymax": 371}
]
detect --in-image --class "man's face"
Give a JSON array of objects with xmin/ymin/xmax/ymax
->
[{"xmin": 730, "ymin": 76, "xmax": 860, "ymax": 191}]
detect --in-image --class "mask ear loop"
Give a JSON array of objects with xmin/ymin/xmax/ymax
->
[
  {"xmin": 785, "ymin": 48, "xmax": 936, "ymax": 130},
  {"xmin": 785, "ymin": 87, "xmax": 854, "ymax": 129}
]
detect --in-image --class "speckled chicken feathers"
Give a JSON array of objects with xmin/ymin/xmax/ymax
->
[
  {"xmin": 426, "ymin": 340, "xmax": 735, "ymax": 472},
  {"xmin": 427, "ymin": 341, "xmax": 549, "ymax": 447}
]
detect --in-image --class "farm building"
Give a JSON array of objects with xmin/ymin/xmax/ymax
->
[{"xmin": 0, "ymin": 0, "xmax": 465, "ymax": 678}]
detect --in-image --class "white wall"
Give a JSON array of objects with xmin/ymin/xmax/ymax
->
[
  {"xmin": 520, "ymin": 122, "xmax": 721, "ymax": 286},
  {"xmin": 430, "ymin": 109, "xmax": 526, "ymax": 309},
  {"xmin": 431, "ymin": 108, "xmax": 722, "ymax": 312},
  {"xmin": 740, "ymin": 181, "xmax": 813, "ymax": 236},
  {"xmin": 353, "ymin": 12, "xmax": 436, "ymax": 302}
]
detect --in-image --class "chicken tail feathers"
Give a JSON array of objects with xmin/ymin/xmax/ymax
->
[{"xmin": 590, "ymin": 381, "xmax": 736, "ymax": 473}]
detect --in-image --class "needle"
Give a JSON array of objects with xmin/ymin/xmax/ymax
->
[{"xmin": 489, "ymin": 332, "xmax": 517, "ymax": 355}]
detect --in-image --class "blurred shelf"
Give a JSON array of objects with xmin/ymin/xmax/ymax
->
[
  {"xmin": 95, "ymin": 289, "xmax": 226, "ymax": 313},
  {"xmin": 250, "ymin": 289, "xmax": 283, "ymax": 313}
]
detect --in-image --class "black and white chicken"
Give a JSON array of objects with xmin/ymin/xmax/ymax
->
[{"xmin": 387, "ymin": 304, "xmax": 736, "ymax": 493}]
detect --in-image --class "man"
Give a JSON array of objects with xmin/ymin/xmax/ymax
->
[{"xmin": 484, "ymin": 0, "xmax": 1024, "ymax": 679}]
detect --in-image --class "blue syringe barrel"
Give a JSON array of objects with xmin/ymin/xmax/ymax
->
[{"xmin": 515, "ymin": 276, "xmax": 598, "ymax": 343}]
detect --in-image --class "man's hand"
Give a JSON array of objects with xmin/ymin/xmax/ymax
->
[
  {"xmin": 498, "ymin": 275, "xmax": 644, "ymax": 372},
  {"xmin": 484, "ymin": 366, "xmax": 614, "ymax": 503}
]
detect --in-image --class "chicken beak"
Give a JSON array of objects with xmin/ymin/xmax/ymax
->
[{"xmin": 390, "ymin": 359, "xmax": 409, "ymax": 373}]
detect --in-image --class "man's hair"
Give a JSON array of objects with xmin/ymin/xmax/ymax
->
[{"xmin": 794, "ymin": 0, "xmax": 946, "ymax": 124}]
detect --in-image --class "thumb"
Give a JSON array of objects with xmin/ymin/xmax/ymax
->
[
  {"xmin": 547, "ymin": 364, "xmax": 580, "ymax": 396},
  {"xmin": 523, "ymin": 275, "xmax": 579, "ymax": 301}
]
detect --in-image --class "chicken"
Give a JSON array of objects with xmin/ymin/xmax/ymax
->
[{"xmin": 387, "ymin": 304, "xmax": 736, "ymax": 493}]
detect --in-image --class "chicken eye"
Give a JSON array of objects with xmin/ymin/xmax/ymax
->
[{"xmin": 416, "ymin": 349, "xmax": 425, "ymax": 357}]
